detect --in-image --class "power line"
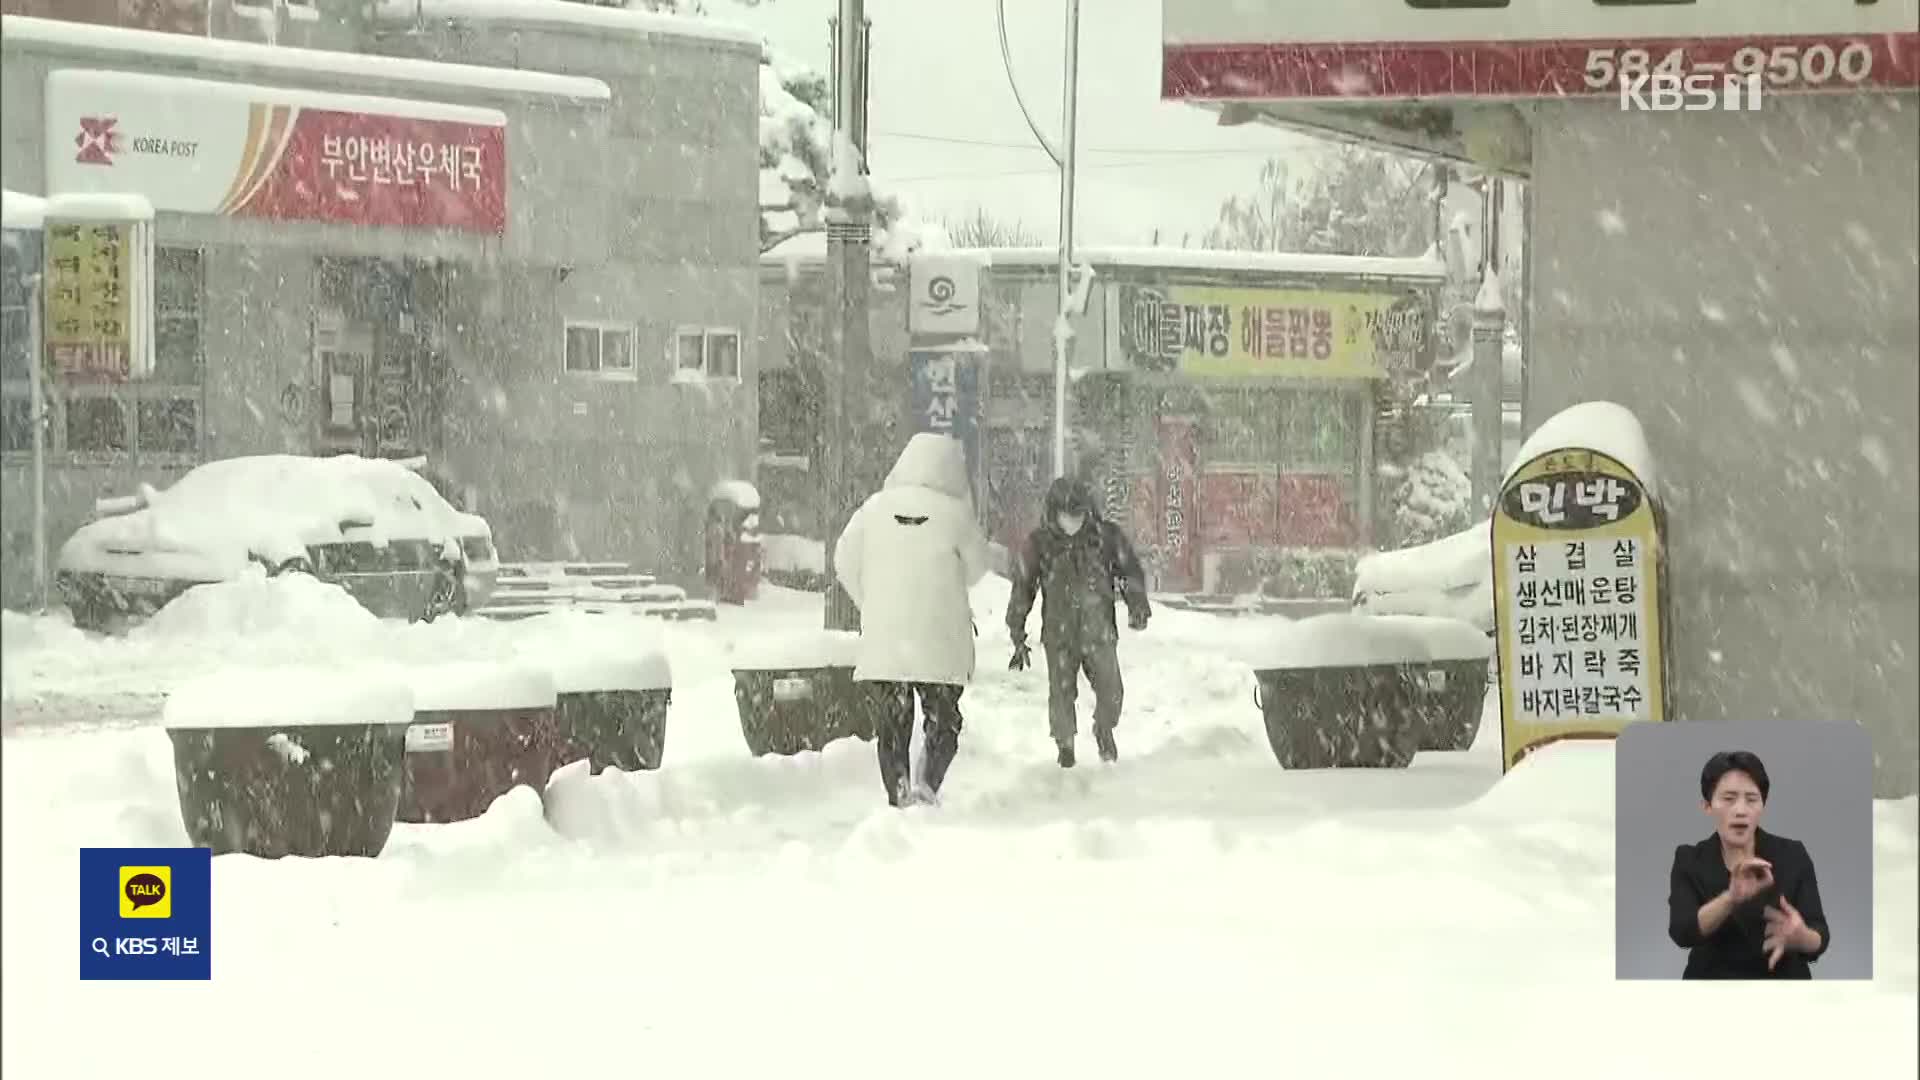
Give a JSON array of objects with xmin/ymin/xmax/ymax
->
[
  {"xmin": 883, "ymin": 151, "xmax": 1278, "ymax": 184},
  {"xmin": 871, "ymin": 129, "xmax": 1285, "ymax": 157}
]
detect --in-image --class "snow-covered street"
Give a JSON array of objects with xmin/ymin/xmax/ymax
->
[{"xmin": 3, "ymin": 581, "xmax": 1914, "ymax": 1079}]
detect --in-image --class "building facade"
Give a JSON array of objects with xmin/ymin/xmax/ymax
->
[
  {"xmin": 759, "ymin": 240, "xmax": 1446, "ymax": 598},
  {"xmin": 1156, "ymin": 0, "xmax": 1920, "ymax": 794},
  {"xmin": 0, "ymin": 5, "xmax": 762, "ymax": 608}
]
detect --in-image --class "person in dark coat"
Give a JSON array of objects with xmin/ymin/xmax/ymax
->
[
  {"xmin": 1006, "ymin": 477, "xmax": 1151, "ymax": 767},
  {"xmin": 1667, "ymin": 750, "xmax": 1831, "ymax": 979}
]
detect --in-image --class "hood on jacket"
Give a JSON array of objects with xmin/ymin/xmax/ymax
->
[
  {"xmin": 883, "ymin": 433, "xmax": 971, "ymax": 501},
  {"xmin": 1043, "ymin": 477, "xmax": 1099, "ymax": 527}
]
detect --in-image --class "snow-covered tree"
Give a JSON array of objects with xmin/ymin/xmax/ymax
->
[
  {"xmin": 1206, "ymin": 143, "xmax": 1434, "ymax": 258},
  {"xmin": 567, "ymin": 0, "xmax": 914, "ymax": 253},
  {"xmin": 1381, "ymin": 449, "xmax": 1473, "ymax": 548}
]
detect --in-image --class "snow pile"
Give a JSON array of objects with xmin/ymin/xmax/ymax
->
[
  {"xmin": 1246, "ymin": 612, "xmax": 1431, "ymax": 670},
  {"xmin": 709, "ymin": 479, "xmax": 760, "ymax": 510},
  {"xmin": 760, "ymin": 533, "xmax": 825, "ymax": 575},
  {"xmin": 406, "ymin": 661, "xmax": 556, "ymax": 713},
  {"xmin": 1, "ymin": 189, "xmax": 46, "ymax": 230},
  {"xmin": 730, "ymin": 628, "xmax": 861, "ymax": 670},
  {"xmin": 162, "ymin": 666, "xmax": 414, "ymax": 729},
  {"xmin": 1507, "ymin": 401, "xmax": 1658, "ymax": 495},
  {"xmin": 1351, "ymin": 524, "xmax": 1493, "ymax": 630},
  {"xmin": 44, "ymin": 192, "xmax": 154, "ymax": 221},
  {"xmin": 1384, "ymin": 450, "xmax": 1472, "ymax": 547},
  {"xmin": 1466, "ymin": 738, "xmax": 1619, "ymax": 823},
  {"xmin": 135, "ymin": 566, "xmax": 378, "ymax": 640},
  {"xmin": 1367, "ymin": 614, "xmax": 1491, "ymax": 662},
  {"xmin": 512, "ymin": 609, "xmax": 672, "ymax": 692}
]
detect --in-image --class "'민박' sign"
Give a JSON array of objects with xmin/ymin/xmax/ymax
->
[{"xmin": 1492, "ymin": 447, "xmax": 1667, "ymax": 772}]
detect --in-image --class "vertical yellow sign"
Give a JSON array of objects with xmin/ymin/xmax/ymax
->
[
  {"xmin": 1492, "ymin": 448, "xmax": 1667, "ymax": 772},
  {"xmin": 43, "ymin": 220, "xmax": 132, "ymax": 381}
]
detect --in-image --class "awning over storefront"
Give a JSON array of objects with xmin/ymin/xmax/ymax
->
[{"xmin": 1161, "ymin": 0, "xmax": 1920, "ymax": 172}]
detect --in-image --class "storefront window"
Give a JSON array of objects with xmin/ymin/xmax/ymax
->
[{"xmin": 1279, "ymin": 389, "xmax": 1359, "ymax": 470}]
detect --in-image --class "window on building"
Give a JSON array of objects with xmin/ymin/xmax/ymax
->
[
  {"xmin": 675, "ymin": 327, "xmax": 742, "ymax": 380},
  {"xmin": 563, "ymin": 321, "xmax": 636, "ymax": 377},
  {"xmin": 0, "ymin": 244, "xmax": 205, "ymax": 458},
  {"xmin": 706, "ymin": 329, "xmax": 741, "ymax": 379},
  {"xmin": 675, "ymin": 327, "xmax": 706, "ymax": 375},
  {"xmin": 138, "ymin": 247, "xmax": 205, "ymax": 457}
]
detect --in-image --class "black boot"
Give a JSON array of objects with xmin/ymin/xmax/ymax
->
[
  {"xmin": 1094, "ymin": 726, "xmax": 1118, "ymax": 763},
  {"xmin": 1056, "ymin": 741, "xmax": 1076, "ymax": 768}
]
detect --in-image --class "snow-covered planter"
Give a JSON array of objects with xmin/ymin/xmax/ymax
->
[
  {"xmin": 1351, "ymin": 524, "xmax": 1493, "ymax": 632},
  {"xmin": 1369, "ymin": 614, "xmax": 1494, "ymax": 752},
  {"xmin": 730, "ymin": 630, "xmax": 877, "ymax": 756},
  {"xmin": 163, "ymin": 667, "xmax": 414, "ymax": 858},
  {"xmin": 1247, "ymin": 614, "xmax": 1433, "ymax": 769},
  {"xmin": 397, "ymin": 663, "xmax": 560, "ymax": 824},
  {"xmin": 541, "ymin": 647, "xmax": 674, "ymax": 775}
]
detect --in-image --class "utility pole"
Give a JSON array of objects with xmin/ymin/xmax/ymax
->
[
  {"xmin": 1470, "ymin": 178, "xmax": 1506, "ymax": 515},
  {"xmin": 1050, "ymin": 0, "xmax": 1081, "ymax": 481},
  {"xmin": 27, "ymin": 271, "xmax": 48, "ymax": 612},
  {"xmin": 820, "ymin": 0, "xmax": 872, "ymax": 632}
]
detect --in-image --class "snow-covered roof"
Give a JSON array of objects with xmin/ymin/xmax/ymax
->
[
  {"xmin": 759, "ymin": 234, "xmax": 1446, "ymax": 281},
  {"xmin": 371, "ymin": 0, "xmax": 761, "ymax": 50},
  {"xmin": 981, "ymin": 245, "xmax": 1447, "ymax": 281},
  {"xmin": 54, "ymin": 69, "xmax": 509, "ymax": 128},
  {"xmin": 1, "ymin": 190, "xmax": 46, "ymax": 231},
  {"xmin": 43, "ymin": 192, "xmax": 155, "ymax": 222},
  {"xmin": 1506, "ymin": 401, "xmax": 1658, "ymax": 497},
  {"xmin": 0, "ymin": 14, "xmax": 611, "ymax": 103}
]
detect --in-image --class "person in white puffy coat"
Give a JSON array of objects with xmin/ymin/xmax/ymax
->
[{"xmin": 833, "ymin": 433, "xmax": 990, "ymax": 807}]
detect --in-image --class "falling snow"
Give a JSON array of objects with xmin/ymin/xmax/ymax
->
[{"xmin": 0, "ymin": 1, "xmax": 1915, "ymax": 1070}]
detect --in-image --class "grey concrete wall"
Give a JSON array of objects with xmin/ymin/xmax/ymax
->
[
  {"xmin": 1529, "ymin": 95, "xmax": 1919, "ymax": 797},
  {"xmin": 369, "ymin": 18, "xmax": 762, "ymax": 573},
  {"xmin": 1, "ymin": 15, "xmax": 761, "ymax": 596}
]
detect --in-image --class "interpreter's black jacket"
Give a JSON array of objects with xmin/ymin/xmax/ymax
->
[{"xmin": 1667, "ymin": 828, "xmax": 1830, "ymax": 979}]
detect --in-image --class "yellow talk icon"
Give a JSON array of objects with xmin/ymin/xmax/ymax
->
[{"xmin": 119, "ymin": 865, "xmax": 171, "ymax": 919}]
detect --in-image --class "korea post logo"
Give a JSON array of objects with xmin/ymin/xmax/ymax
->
[{"xmin": 119, "ymin": 865, "xmax": 171, "ymax": 919}]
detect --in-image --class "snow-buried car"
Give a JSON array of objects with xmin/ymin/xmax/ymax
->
[{"xmin": 54, "ymin": 454, "xmax": 498, "ymax": 632}]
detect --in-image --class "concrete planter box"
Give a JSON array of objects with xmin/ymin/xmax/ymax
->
[
  {"xmin": 1249, "ymin": 614, "xmax": 1433, "ymax": 770},
  {"xmin": 730, "ymin": 630, "xmax": 876, "ymax": 756},
  {"xmin": 1371, "ymin": 614, "xmax": 1495, "ymax": 752},
  {"xmin": 163, "ymin": 669, "xmax": 414, "ymax": 858},
  {"xmin": 540, "ymin": 648, "xmax": 675, "ymax": 773},
  {"xmin": 398, "ymin": 664, "xmax": 560, "ymax": 824}
]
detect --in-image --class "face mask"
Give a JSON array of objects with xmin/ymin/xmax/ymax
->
[{"xmin": 1057, "ymin": 513, "xmax": 1084, "ymax": 535}]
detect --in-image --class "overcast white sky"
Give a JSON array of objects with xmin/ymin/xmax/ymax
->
[{"xmin": 719, "ymin": 0, "xmax": 1316, "ymax": 245}]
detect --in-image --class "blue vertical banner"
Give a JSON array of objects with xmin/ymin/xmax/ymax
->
[
  {"xmin": 79, "ymin": 847, "xmax": 212, "ymax": 981},
  {"xmin": 908, "ymin": 345, "xmax": 982, "ymax": 505}
]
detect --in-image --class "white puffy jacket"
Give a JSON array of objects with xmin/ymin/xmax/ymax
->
[{"xmin": 832, "ymin": 434, "xmax": 990, "ymax": 686}]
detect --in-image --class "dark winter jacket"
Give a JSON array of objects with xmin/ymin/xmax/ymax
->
[{"xmin": 1006, "ymin": 478, "xmax": 1150, "ymax": 649}]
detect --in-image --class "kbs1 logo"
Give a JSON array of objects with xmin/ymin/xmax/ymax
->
[{"xmin": 1620, "ymin": 71, "xmax": 1765, "ymax": 113}]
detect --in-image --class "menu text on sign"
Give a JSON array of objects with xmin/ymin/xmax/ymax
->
[{"xmin": 1506, "ymin": 537, "xmax": 1651, "ymax": 721}]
